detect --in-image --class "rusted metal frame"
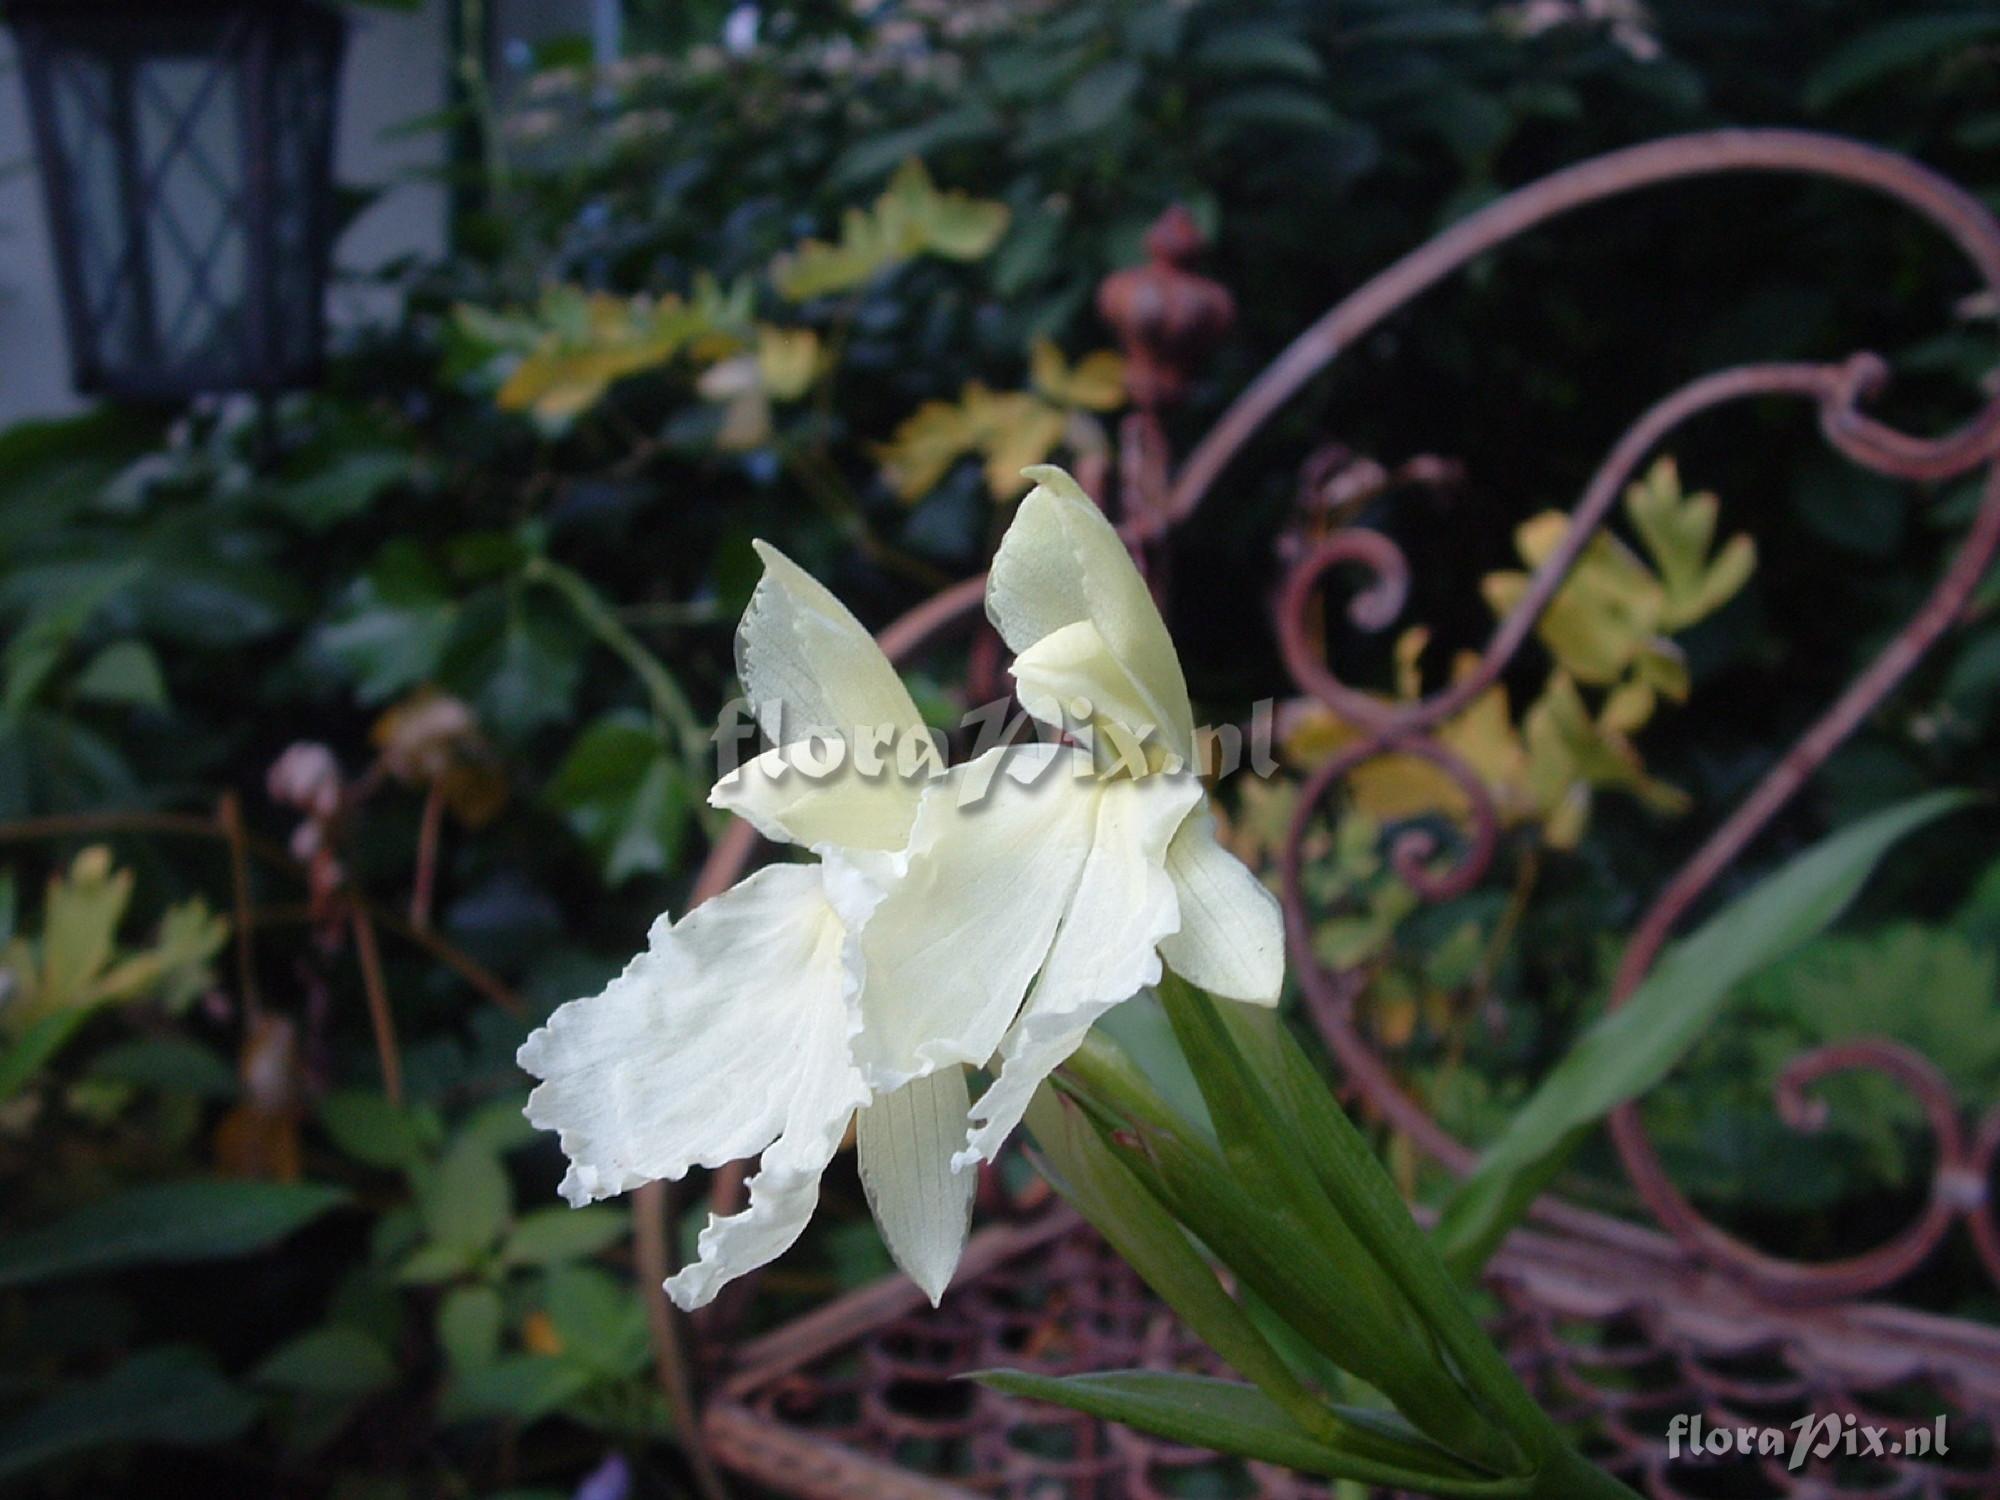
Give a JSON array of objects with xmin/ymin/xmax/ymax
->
[
  {"xmin": 663, "ymin": 127, "xmax": 2000, "ymax": 1484},
  {"xmin": 1257, "ymin": 132, "xmax": 2000, "ymax": 1304},
  {"xmin": 1168, "ymin": 128, "xmax": 2000, "ymax": 535},
  {"xmin": 703, "ymin": 1399, "xmax": 987, "ymax": 1500}
]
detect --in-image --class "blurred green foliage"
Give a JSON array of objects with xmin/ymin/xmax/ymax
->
[{"xmin": 0, "ymin": 0, "xmax": 1996, "ymax": 1495}]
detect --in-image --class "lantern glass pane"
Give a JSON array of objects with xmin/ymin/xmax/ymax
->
[
  {"xmin": 137, "ymin": 52, "xmax": 248, "ymax": 371},
  {"xmin": 11, "ymin": 1, "xmax": 344, "ymax": 399}
]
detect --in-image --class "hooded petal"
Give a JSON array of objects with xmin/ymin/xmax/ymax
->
[
  {"xmin": 737, "ymin": 541, "xmax": 924, "ymax": 745},
  {"xmin": 726, "ymin": 542, "xmax": 930, "ymax": 850},
  {"xmin": 856, "ymin": 1066, "xmax": 977, "ymax": 1305},
  {"xmin": 986, "ymin": 465, "xmax": 1194, "ymax": 763},
  {"xmin": 518, "ymin": 863, "xmax": 867, "ymax": 1208},
  {"xmin": 1157, "ymin": 806, "xmax": 1285, "ymax": 1004},
  {"xmin": 956, "ymin": 770, "xmax": 1200, "ymax": 1170},
  {"xmin": 1009, "ymin": 619, "xmax": 1183, "ymax": 771},
  {"xmin": 844, "ymin": 742, "xmax": 1100, "ymax": 1092},
  {"xmin": 711, "ymin": 741, "xmax": 936, "ymax": 852}
]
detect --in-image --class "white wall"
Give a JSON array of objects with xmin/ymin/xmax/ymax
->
[{"xmin": 0, "ymin": 1, "xmax": 452, "ymax": 428}]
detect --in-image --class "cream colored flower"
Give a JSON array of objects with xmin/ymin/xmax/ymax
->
[{"xmin": 519, "ymin": 467, "xmax": 1281, "ymax": 1311}]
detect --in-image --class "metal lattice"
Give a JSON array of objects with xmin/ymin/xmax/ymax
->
[{"xmin": 11, "ymin": 0, "xmax": 346, "ymax": 400}]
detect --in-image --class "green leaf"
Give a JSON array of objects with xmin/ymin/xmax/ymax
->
[
  {"xmin": 2, "ymin": 562, "xmax": 145, "ymax": 715},
  {"xmin": 1192, "ymin": 28, "xmax": 1325, "ymax": 81},
  {"xmin": 0, "ymin": 1179, "xmax": 346, "ymax": 1289},
  {"xmin": 315, "ymin": 543, "xmax": 459, "ymax": 702},
  {"xmin": 439, "ymin": 1355, "xmax": 592, "ymax": 1424},
  {"xmin": 0, "ymin": 1009, "xmax": 92, "ymax": 1106},
  {"xmin": 0, "ymin": 1345, "xmax": 257, "ymax": 1481},
  {"xmin": 501, "ymin": 1206, "xmax": 628, "ymax": 1267},
  {"xmin": 1024, "ymin": 1084, "xmax": 1485, "ymax": 1482},
  {"xmin": 89, "ymin": 1036, "xmax": 237, "ymax": 1099},
  {"xmin": 1204, "ymin": 85, "xmax": 1346, "ymax": 136},
  {"xmin": 1214, "ymin": 1001, "xmax": 1549, "ymax": 1450},
  {"xmin": 72, "ymin": 641, "xmax": 168, "ymax": 709},
  {"xmin": 320, "ymin": 1090, "xmax": 434, "ymax": 1171},
  {"xmin": 397, "ymin": 1241, "xmax": 476, "ymax": 1285},
  {"xmin": 1151, "ymin": 980, "xmax": 1515, "ymax": 1470},
  {"xmin": 971, "ymin": 1371, "xmax": 1529, "ymax": 1498},
  {"xmin": 545, "ymin": 1265, "xmax": 649, "ymax": 1379},
  {"xmin": 1805, "ymin": 14, "xmax": 2000, "ymax": 110},
  {"xmin": 439, "ymin": 1284, "xmax": 504, "ymax": 1372},
  {"xmin": 445, "ymin": 593, "xmax": 583, "ymax": 740},
  {"xmin": 267, "ymin": 449, "xmax": 408, "ymax": 530},
  {"xmin": 417, "ymin": 1137, "xmax": 512, "ymax": 1253},
  {"xmin": 545, "ymin": 712, "xmax": 690, "ymax": 885},
  {"xmin": 1436, "ymin": 791, "xmax": 1972, "ymax": 1277},
  {"xmin": 254, "ymin": 1324, "xmax": 397, "ymax": 1396}
]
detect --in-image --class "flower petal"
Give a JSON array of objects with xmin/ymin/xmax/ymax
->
[
  {"xmin": 856, "ymin": 1066, "xmax": 977, "ymax": 1305},
  {"xmin": 736, "ymin": 540, "xmax": 923, "ymax": 747},
  {"xmin": 1009, "ymin": 618, "xmax": 1182, "ymax": 771},
  {"xmin": 711, "ymin": 742, "xmax": 931, "ymax": 852},
  {"xmin": 844, "ymin": 742, "xmax": 1099, "ymax": 1092},
  {"xmin": 986, "ymin": 465, "xmax": 1193, "ymax": 762},
  {"xmin": 1157, "ymin": 805, "xmax": 1285, "ymax": 1004},
  {"xmin": 518, "ymin": 863, "xmax": 867, "ymax": 1208},
  {"xmin": 664, "ymin": 1064, "xmax": 856, "ymax": 1310},
  {"xmin": 956, "ymin": 771, "xmax": 1201, "ymax": 1169}
]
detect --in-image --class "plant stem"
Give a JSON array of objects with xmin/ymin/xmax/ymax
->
[{"xmin": 525, "ymin": 555, "xmax": 714, "ymax": 795}]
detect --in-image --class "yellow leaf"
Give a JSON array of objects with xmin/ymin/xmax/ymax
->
[
  {"xmin": 772, "ymin": 159, "xmax": 1008, "ymax": 301},
  {"xmin": 1029, "ymin": 338, "xmax": 1127, "ymax": 412},
  {"xmin": 756, "ymin": 326, "xmax": 822, "ymax": 401},
  {"xmin": 878, "ymin": 398, "xmax": 980, "ymax": 502},
  {"xmin": 1624, "ymin": 456, "xmax": 1756, "ymax": 630}
]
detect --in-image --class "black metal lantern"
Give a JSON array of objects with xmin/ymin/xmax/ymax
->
[{"xmin": 8, "ymin": 0, "xmax": 347, "ymax": 401}]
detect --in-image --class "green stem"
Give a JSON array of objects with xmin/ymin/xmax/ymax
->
[{"xmin": 524, "ymin": 557, "xmax": 714, "ymax": 803}]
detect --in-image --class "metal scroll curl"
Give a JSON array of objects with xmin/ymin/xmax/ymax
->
[{"xmin": 1254, "ymin": 133, "xmax": 2000, "ymax": 1302}]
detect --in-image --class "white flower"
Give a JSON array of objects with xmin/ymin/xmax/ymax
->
[{"xmin": 518, "ymin": 466, "xmax": 1282, "ymax": 1312}]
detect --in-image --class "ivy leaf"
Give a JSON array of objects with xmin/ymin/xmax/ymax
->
[
  {"xmin": 545, "ymin": 712, "xmax": 690, "ymax": 885},
  {"xmin": 266, "ymin": 448, "xmax": 409, "ymax": 531},
  {"xmin": 316, "ymin": 543, "xmax": 459, "ymax": 702}
]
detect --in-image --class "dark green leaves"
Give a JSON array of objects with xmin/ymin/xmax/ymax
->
[
  {"xmin": 974, "ymin": 1371, "xmax": 1530, "ymax": 1498},
  {"xmin": 0, "ymin": 1180, "xmax": 347, "ymax": 1290},
  {"xmin": 0, "ymin": 1346, "xmax": 257, "ymax": 1481},
  {"xmin": 546, "ymin": 712, "xmax": 692, "ymax": 884},
  {"xmin": 1436, "ymin": 792, "xmax": 1971, "ymax": 1278},
  {"xmin": 1805, "ymin": 13, "xmax": 2000, "ymax": 110}
]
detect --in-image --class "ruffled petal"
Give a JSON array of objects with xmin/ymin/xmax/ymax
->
[
  {"xmin": 856, "ymin": 1066, "xmax": 977, "ymax": 1305},
  {"xmin": 518, "ymin": 863, "xmax": 867, "ymax": 1208},
  {"xmin": 711, "ymin": 742, "xmax": 929, "ymax": 852},
  {"xmin": 1157, "ymin": 805, "xmax": 1285, "ymax": 1004},
  {"xmin": 956, "ymin": 771, "xmax": 1201, "ymax": 1169},
  {"xmin": 985, "ymin": 466, "xmax": 1194, "ymax": 763},
  {"xmin": 736, "ymin": 540, "xmax": 924, "ymax": 748},
  {"xmin": 846, "ymin": 742, "xmax": 1100, "ymax": 1092},
  {"xmin": 663, "ymin": 1039, "xmax": 859, "ymax": 1309}
]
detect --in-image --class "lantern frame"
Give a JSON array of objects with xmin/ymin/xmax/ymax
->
[{"xmin": 8, "ymin": 0, "xmax": 348, "ymax": 401}]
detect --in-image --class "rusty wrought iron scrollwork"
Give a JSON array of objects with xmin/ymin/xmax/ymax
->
[
  {"xmin": 665, "ymin": 134, "xmax": 2000, "ymax": 1488},
  {"xmin": 1252, "ymin": 132, "xmax": 2000, "ymax": 1305}
]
